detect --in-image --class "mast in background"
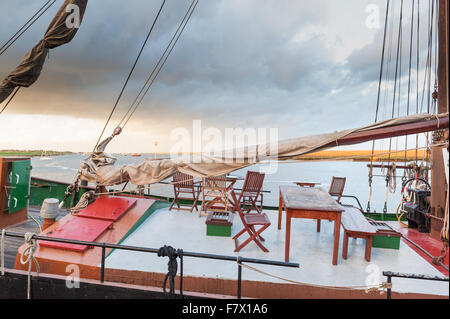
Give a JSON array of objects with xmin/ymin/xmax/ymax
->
[
  {"xmin": 430, "ymin": 0, "xmax": 449, "ymax": 241},
  {"xmin": 438, "ymin": 0, "xmax": 449, "ymax": 114}
]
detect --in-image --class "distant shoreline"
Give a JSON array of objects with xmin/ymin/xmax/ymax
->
[
  {"xmin": 0, "ymin": 149, "xmax": 428, "ymax": 162},
  {"xmin": 0, "ymin": 150, "xmax": 73, "ymax": 157},
  {"xmin": 295, "ymin": 150, "xmax": 428, "ymax": 162}
]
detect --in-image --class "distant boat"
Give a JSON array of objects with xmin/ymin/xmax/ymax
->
[{"xmin": 131, "ymin": 153, "xmax": 141, "ymax": 157}]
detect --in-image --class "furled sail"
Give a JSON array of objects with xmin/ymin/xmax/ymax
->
[
  {"xmin": 79, "ymin": 113, "xmax": 449, "ymax": 186},
  {"xmin": 0, "ymin": 0, "xmax": 88, "ymax": 104}
]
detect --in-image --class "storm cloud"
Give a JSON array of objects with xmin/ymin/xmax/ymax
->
[{"xmin": 0, "ymin": 0, "xmax": 437, "ymax": 151}]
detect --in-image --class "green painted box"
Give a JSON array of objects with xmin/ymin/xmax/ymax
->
[
  {"xmin": 369, "ymin": 220, "xmax": 402, "ymax": 250},
  {"xmin": 206, "ymin": 212, "xmax": 234, "ymax": 237},
  {"xmin": 372, "ymin": 234, "xmax": 401, "ymax": 250}
]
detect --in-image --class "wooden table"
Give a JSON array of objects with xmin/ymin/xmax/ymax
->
[
  {"xmin": 278, "ymin": 185, "xmax": 344, "ymax": 265},
  {"xmin": 294, "ymin": 182, "xmax": 320, "ymax": 188}
]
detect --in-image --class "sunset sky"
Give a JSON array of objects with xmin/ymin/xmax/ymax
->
[{"xmin": 0, "ymin": 0, "xmax": 436, "ymax": 153}]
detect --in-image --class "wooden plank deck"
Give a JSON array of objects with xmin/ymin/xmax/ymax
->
[{"xmin": 1, "ymin": 206, "xmax": 68, "ymax": 269}]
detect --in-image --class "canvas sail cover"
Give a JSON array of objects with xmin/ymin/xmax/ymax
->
[
  {"xmin": 79, "ymin": 113, "xmax": 448, "ymax": 186},
  {"xmin": 0, "ymin": 0, "xmax": 88, "ymax": 104}
]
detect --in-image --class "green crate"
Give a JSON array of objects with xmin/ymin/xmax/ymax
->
[
  {"xmin": 206, "ymin": 224, "xmax": 232, "ymax": 237},
  {"xmin": 372, "ymin": 234, "xmax": 401, "ymax": 250}
]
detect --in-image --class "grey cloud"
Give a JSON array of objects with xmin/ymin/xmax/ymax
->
[{"xmin": 1, "ymin": 0, "xmax": 436, "ymax": 144}]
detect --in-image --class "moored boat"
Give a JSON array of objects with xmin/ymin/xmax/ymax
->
[{"xmin": 0, "ymin": 0, "xmax": 448, "ymax": 301}]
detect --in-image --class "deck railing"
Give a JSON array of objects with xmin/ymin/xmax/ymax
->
[
  {"xmin": 1, "ymin": 230, "xmax": 299, "ymax": 299},
  {"xmin": 382, "ymin": 271, "xmax": 449, "ymax": 299}
]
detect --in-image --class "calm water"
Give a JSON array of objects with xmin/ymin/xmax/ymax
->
[{"xmin": 31, "ymin": 154, "xmax": 403, "ymax": 213}]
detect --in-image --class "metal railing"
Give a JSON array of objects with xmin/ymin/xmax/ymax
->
[
  {"xmin": 340, "ymin": 194, "xmax": 364, "ymax": 211},
  {"xmin": 383, "ymin": 271, "xmax": 449, "ymax": 299},
  {"xmin": 2, "ymin": 230, "xmax": 299, "ymax": 299}
]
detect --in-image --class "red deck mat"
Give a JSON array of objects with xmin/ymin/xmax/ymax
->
[
  {"xmin": 75, "ymin": 196, "xmax": 137, "ymax": 221},
  {"xmin": 388, "ymin": 222, "xmax": 449, "ymax": 276},
  {"xmin": 39, "ymin": 217, "xmax": 113, "ymax": 252}
]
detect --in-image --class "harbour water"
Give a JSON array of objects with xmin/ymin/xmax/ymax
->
[{"xmin": 30, "ymin": 154, "xmax": 405, "ymax": 213}]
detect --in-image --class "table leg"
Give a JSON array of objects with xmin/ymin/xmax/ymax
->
[
  {"xmin": 342, "ymin": 231, "xmax": 349, "ymax": 259},
  {"xmin": 332, "ymin": 213, "xmax": 341, "ymax": 266},
  {"xmin": 365, "ymin": 236, "xmax": 373, "ymax": 262},
  {"xmin": 285, "ymin": 211, "xmax": 291, "ymax": 262},
  {"xmin": 278, "ymin": 192, "xmax": 283, "ymax": 230}
]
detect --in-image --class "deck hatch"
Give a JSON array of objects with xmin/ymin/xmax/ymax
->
[
  {"xmin": 39, "ymin": 217, "xmax": 113, "ymax": 252},
  {"xmin": 76, "ymin": 196, "xmax": 137, "ymax": 221}
]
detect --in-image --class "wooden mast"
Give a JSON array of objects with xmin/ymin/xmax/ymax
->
[
  {"xmin": 437, "ymin": 0, "xmax": 449, "ymax": 114},
  {"xmin": 430, "ymin": 0, "xmax": 449, "ymax": 241}
]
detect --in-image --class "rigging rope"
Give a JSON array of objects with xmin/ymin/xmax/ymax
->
[
  {"xmin": 368, "ymin": 0, "xmax": 391, "ymax": 212},
  {"xmin": 0, "ymin": 0, "xmax": 57, "ymax": 56},
  {"xmin": 92, "ymin": 0, "xmax": 167, "ymax": 152},
  {"xmin": 120, "ymin": 0, "xmax": 199, "ymax": 130},
  {"xmin": 382, "ymin": 0, "xmax": 404, "ymax": 213},
  {"xmin": 368, "ymin": 0, "xmax": 440, "ymax": 214},
  {"xmin": 404, "ymin": 0, "xmax": 415, "ymax": 167},
  {"xmin": 420, "ymin": 0, "xmax": 435, "ymax": 114},
  {"xmin": 415, "ymin": 0, "xmax": 420, "ymax": 164},
  {"xmin": 0, "ymin": 87, "xmax": 20, "ymax": 115}
]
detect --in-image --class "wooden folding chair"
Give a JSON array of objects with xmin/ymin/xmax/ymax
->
[
  {"xmin": 316, "ymin": 176, "xmax": 346, "ymax": 232},
  {"xmin": 234, "ymin": 171, "xmax": 265, "ymax": 214},
  {"xmin": 233, "ymin": 171, "xmax": 270, "ymax": 252},
  {"xmin": 233, "ymin": 204, "xmax": 271, "ymax": 252},
  {"xmin": 170, "ymin": 172, "xmax": 201, "ymax": 213},
  {"xmin": 328, "ymin": 176, "xmax": 346, "ymax": 202},
  {"xmin": 200, "ymin": 175, "xmax": 229, "ymax": 217}
]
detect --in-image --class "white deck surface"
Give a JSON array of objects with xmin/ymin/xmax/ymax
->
[{"xmin": 106, "ymin": 207, "xmax": 449, "ymax": 297}]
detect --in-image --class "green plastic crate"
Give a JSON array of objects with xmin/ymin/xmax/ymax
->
[
  {"xmin": 206, "ymin": 212, "xmax": 234, "ymax": 237},
  {"xmin": 372, "ymin": 234, "xmax": 401, "ymax": 250},
  {"xmin": 206, "ymin": 224, "xmax": 232, "ymax": 237}
]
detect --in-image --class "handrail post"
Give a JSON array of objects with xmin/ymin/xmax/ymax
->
[
  {"xmin": 100, "ymin": 243, "xmax": 106, "ymax": 283},
  {"xmin": 237, "ymin": 256, "xmax": 242, "ymax": 299},
  {"xmin": 178, "ymin": 249, "xmax": 183, "ymax": 298},
  {"xmin": 386, "ymin": 274, "xmax": 392, "ymax": 299}
]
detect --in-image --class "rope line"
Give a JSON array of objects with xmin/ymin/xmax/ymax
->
[
  {"xmin": 238, "ymin": 262, "xmax": 390, "ymax": 293},
  {"xmin": 121, "ymin": 0, "xmax": 199, "ymax": 130},
  {"xmin": 0, "ymin": 87, "xmax": 20, "ymax": 115},
  {"xmin": 0, "ymin": 0, "xmax": 57, "ymax": 56},
  {"xmin": 19, "ymin": 233, "xmax": 40, "ymax": 299},
  {"xmin": 117, "ymin": 0, "xmax": 197, "ymax": 128},
  {"xmin": 92, "ymin": 0, "xmax": 167, "ymax": 152}
]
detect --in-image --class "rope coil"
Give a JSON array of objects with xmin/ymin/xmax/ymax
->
[
  {"xmin": 157, "ymin": 245, "xmax": 183, "ymax": 297},
  {"xmin": 70, "ymin": 191, "xmax": 95, "ymax": 215},
  {"xmin": 20, "ymin": 232, "xmax": 40, "ymax": 299}
]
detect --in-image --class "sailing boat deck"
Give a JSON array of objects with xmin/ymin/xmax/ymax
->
[
  {"xmin": 5, "ymin": 198, "xmax": 449, "ymax": 298},
  {"xmin": 104, "ymin": 206, "xmax": 449, "ymax": 298}
]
